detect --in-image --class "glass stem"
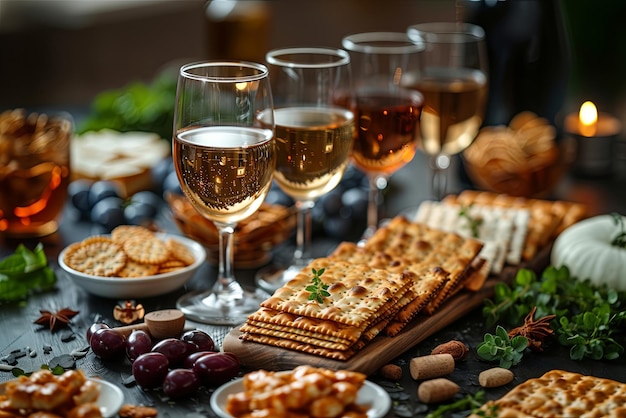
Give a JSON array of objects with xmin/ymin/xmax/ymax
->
[
  {"xmin": 213, "ymin": 222, "xmax": 240, "ymax": 296},
  {"xmin": 429, "ymin": 155, "xmax": 449, "ymax": 201},
  {"xmin": 294, "ymin": 200, "xmax": 315, "ymax": 265},
  {"xmin": 363, "ymin": 174, "xmax": 386, "ymax": 240}
]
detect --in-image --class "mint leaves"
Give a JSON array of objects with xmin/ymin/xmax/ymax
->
[
  {"xmin": 0, "ymin": 244, "xmax": 57, "ymax": 303},
  {"xmin": 476, "ymin": 325, "xmax": 528, "ymax": 368},
  {"xmin": 482, "ymin": 266, "xmax": 626, "ymax": 361},
  {"xmin": 306, "ymin": 268, "xmax": 330, "ymax": 303}
]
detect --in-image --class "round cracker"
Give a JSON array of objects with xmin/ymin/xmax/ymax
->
[
  {"xmin": 165, "ymin": 238, "xmax": 195, "ymax": 266},
  {"xmin": 111, "ymin": 225, "xmax": 154, "ymax": 244},
  {"xmin": 64, "ymin": 240, "xmax": 127, "ymax": 277},
  {"xmin": 123, "ymin": 235, "xmax": 170, "ymax": 265},
  {"xmin": 117, "ymin": 259, "xmax": 159, "ymax": 278}
]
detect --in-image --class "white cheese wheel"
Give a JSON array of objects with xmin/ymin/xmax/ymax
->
[{"xmin": 551, "ymin": 214, "xmax": 626, "ymax": 291}]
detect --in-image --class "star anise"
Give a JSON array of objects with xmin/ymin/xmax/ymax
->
[
  {"xmin": 508, "ymin": 306, "xmax": 556, "ymax": 352},
  {"xmin": 34, "ymin": 307, "xmax": 79, "ymax": 331}
]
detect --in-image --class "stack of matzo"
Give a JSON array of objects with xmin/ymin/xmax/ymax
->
[
  {"xmin": 240, "ymin": 218, "xmax": 484, "ymax": 360},
  {"xmin": 239, "ymin": 192, "xmax": 587, "ymax": 361},
  {"xmin": 470, "ymin": 370, "xmax": 626, "ymax": 417}
]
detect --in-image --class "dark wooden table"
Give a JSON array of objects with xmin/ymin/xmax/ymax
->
[{"xmin": 2, "ymin": 151, "xmax": 626, "ymax": 418}]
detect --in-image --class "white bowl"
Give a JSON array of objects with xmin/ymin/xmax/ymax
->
[{"xmin": 58, "ymin": 233, "xmax": 206, "ymax": 299}]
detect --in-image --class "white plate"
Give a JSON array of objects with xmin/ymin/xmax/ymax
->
[
  {"xmin": 58, "ymin": 233, "xmax": 206, "ymax": 299},
  {"xmin": 210, "ymin": 375, "xmax": 391, "ymax": 418},
  {"xmin": 0, "ymin": 377, "xmax": 124, "ymax": 418}
]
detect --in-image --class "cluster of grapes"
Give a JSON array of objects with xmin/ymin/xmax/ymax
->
[
  {"xmin": 66, "ymin": 158, "xmax": 183, "ymax": 232},
  {"xmin": 312, "ymin": 165, "xmax": 369, "ymax": 240},
  {"xmin": 68, "ymin": 155, "xmax": 369, "ymax": 239},
  {"xmin": 86, "ymin": 323, "xmax": 239, "ymax": 399}
]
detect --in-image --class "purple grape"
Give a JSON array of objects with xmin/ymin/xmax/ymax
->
[
  {"xmin": 90, "ymin": 328, "xmax": 125, "ymax": 359},
  {"xmin": 192, "ymin": 352, "xmax": 240, "ymax": 387},
  {"xmin": 180, "ymin": 329, "xmax": 215, "ymax": 352},
  {"xmin": 126, "ymin": 330, "xmax": 153, "ymax": 362},
  {"xmin": 132, "ymin": 352, "xmax": 169, "ymax": 389},
  {"xmin": 151, "ymin": 338, "xmax": 196, "ymax": 368},
  {"xmin": 162, "ymin": 369, "xmax": 200, "ymax": 399},
  {"xmin": 86, "ymin": 323, "xmax": 110, "ymax": 345},
  {"xmin": 183, "ymin": 350, "xmax": 217, "ymax": 369}
]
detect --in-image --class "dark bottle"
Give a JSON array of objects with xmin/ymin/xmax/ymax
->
[{"xmin": 460, "ymin": 0, "xmax": 571, "ymax": 127}]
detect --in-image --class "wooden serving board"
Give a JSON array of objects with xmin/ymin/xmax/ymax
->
[{"xmin": 222, "ymin": 248, "xmax": 551, "ymax": 375}]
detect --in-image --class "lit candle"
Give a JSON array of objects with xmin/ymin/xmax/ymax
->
[{"xmin": 564, "ymin": 101, "xmax": 622, "ymax": 177}]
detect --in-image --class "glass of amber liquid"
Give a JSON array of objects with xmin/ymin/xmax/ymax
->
[
  {"xmin": 0, "ymin": 110, "xmax": 72, "ymax": 237},
  {"xmin": 342, "ymin": 32, "xmax": 424, "ymax": 239}
]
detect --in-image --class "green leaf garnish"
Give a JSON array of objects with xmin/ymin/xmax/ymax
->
[
  {"xmin": 482, "ymin": 266, "xmax": 626, "ymax": 361},
  {"xmin": 476, "ymin": 325, "xmax": 528, "ymax": 369},
  {"xmin": 459, "ymin": 204, "xmax": 483, "ymax": 238},
  {"xmin": 306, "ymin": 268, "xmax": 329, "ymax": 304},
  {"xmin": 0, "ymin": 243, "xmax": 56, "ymax": 303},
  {"xmin": 611, "ymin": 212, "xmax": 626, "ymax": 248},
  {"xmin": 425, "ymin": 390, "xmax": 494, "ymax": 417}
]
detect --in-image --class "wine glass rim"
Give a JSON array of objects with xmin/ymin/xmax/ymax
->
[
  {"xmin": 407, "ymin": 22, "xmax": 485, "ymax": 43},
  {"xmin": 179, "ymin": 61, "xmax": 269, "ymax": 82},
  {"xmin": 342, "ymin": 32, "xmax": 424, "ymax": 54},
  {"xmin": 266, "ymin": 47, "xmax": 350, "ymax": 68}
]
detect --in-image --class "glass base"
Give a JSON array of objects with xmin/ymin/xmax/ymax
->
[
  {"xmin": 255, "ymin": 263, "xmax": 309, "ymax": 294},
  {"xmin": 176, "ymin": 287, "xmax": 270, "ymax": 326},
  {"xmin": 1, "ymin": 219, "xmax": 59, "ymax": 238}
]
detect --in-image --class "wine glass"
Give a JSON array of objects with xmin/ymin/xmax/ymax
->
[
  {"xmin": 173, "ymin": 61, "xmax": 275, "ymax": 325},
  {"xmin": 255, "ymin": 47, "xmax": 355, "ymax": 293},
  {"xmin": 342, "ymin": 32, "xmax": 424, "ymax": 239},
  {"xmin": 407, "ymin": 22, "xmax": 488, "ymax": 200}
]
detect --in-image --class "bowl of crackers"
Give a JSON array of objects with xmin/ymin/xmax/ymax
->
[
  {"xmin": 58, "ymin": 225, "xmax": 206, "ymax": 299},
  {"xmin": 167, "ymin": 193, "xmax": 296, "ymax": 268},
  {"xmin": 463, "ymin": 111, "xmax": 574, "ymax": 197}
]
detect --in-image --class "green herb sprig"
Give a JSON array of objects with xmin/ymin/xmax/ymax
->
[
  {"xmin": 476, "ymin": 325, "xmax": 528, "ymax": 369},
  {"xmin": 459, "ymin": 204, "xmax": 483, "ymax": 238},
  {"xmin": 611, "ymin": 212, "xmax": 626, "ymax": 248},
  {"xmin": 425, "ymin": 390, "xmax": 495, "ymax": 418},
  {"xmin": 306, "ymin": 268, "xmax": 329, "ymax": 303},
  {"xmin": 482, "ymin": 266, "xmax": 626, "ymax": 361},
  {"xmin": 0, "ymin": 243, "xmax": 56, "ymax": 303}
]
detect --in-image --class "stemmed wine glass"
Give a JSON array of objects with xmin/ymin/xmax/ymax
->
[
  {"xmin": 173, "ymin": 61, "xmax": 275, "ymax": 325},
  {"xmin": 407, "ymin": 22, "xmax": 488, "ymax": 200},
  {"xmin": 255, "ymin": 47, "xmax": 355, "ymax": 293},
  {"xmin": 342, "ymin": 32, "xmax": 424, "ymax": 239}
]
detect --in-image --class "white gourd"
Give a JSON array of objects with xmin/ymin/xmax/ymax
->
[{"xmin": 551, "ymin": 215, "xmax": 626, "ymax": 291}]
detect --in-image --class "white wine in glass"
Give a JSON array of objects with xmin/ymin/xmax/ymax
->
[
  {"xmin": 407, "ymin": 22, "xmax": 488, "ymax": 200},
  {"xmin": 173, "ymin": 61, "xmax": 275, "ymax": 325},
  {"xmin": 255, "ymin": 48, "xmax": 355, "ymax": 293},
  {"xmin": 342, "ymin": 32, "xmax": 423, "ymax": 239}
]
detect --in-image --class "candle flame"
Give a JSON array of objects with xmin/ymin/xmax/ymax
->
[
  {"xmin": 578, "ymin": 101, "xmax": 598, "ymax": 137},
  {"xmin": 579, "ymin": 101, "xmax": 598, "ymax": 126}
]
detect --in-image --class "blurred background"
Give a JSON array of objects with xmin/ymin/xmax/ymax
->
[
  {"xmin": 1, "ymin": 0, "xmax": 625, "ymax": 246},
  {"xmin": 1, "ymin": 0, "xmax": 625, "ymax": 127}
]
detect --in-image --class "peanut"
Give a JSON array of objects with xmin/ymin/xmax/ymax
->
[
  {"xmin": 418, "ymin": 378, "xmax": 460, "ymax": 403},
  {"xmin": 479, "ymin": 367, "xmax": 515, "ymax": 388},
  {"xmin": 409, "ymin": 353, "xmax": 455, "ymax": 380}
]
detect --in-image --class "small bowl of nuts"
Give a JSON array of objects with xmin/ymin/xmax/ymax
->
[
  {"xmin": 463, "ymin": 111, "xmax": 574, "ymax": 197},
  {"xmin": 58, "ymin": 225, "xmax": 206, "ymax": 299}
]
